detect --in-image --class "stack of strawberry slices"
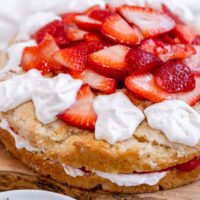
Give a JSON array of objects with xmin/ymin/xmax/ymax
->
[{"xmin": 21, "ymin": 3, "xmax": 200, "ymax": 131}]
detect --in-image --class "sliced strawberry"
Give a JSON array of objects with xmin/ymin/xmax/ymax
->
[
  {"xmin": 89, "ymin": 9, "xmax": 113, "ymax": 21},
  {"xmin": 53, "ymin": 23, "xmax": 70, "ymax": 45},
  {"xmin": 192, "ymin": 35, "xmax": 200, "ymax": 45},
  {"xmin": 140, "ymin": 38, "xmax": 157, "ymax": 54},
  {"xmin": 118, "ymin": 5, "xmax": 175, "ymax": 38},
  {"xmin": 38, "ymin": 34, "xmax": 62, "ymax": 70},
  {"xmin": 74, "ymin": 15, "xmax": 102, "ymax": 31},
  {"xmin": 156, "ymin": 44, "xmax": 196, "ymax": 62},
  {"xmin": 160, "ymin": 33, "xmax": 181, "ymax": 44},
  {"xmin": 88, "ymin": 45, "xmax": 130, "ymax": 80},
  {"xmin": 155, "ymin": 62, "xmax": 195, "ymax": 93},
  {"xmin": 173, "ymin": 24, "xmax": 197, "ymax": 44},
  {"xmin": 53, "ymin": 41, "xmax": 104, "ymax": 72},
  {"xmin": 57, "ymin": 84, "xmax": 97, "ymax": 131},
  {"xmin": 61, "ymin": 12, "xmax": 80, "ymax": 24},
  {"xmin": 64, "ymin": 23, "xmax": 88, "ymax": 42},
  {"xmin": 125, "ymin": 49, "xmax": 162, "ymax": 74},
  {"xmin": 84, "ymin": 5, "xmax": 101, "ymax": 16},
  {"xmin": 21, "ymin": 46, "xmax": 51, "ymax": 74},
  {"xmin": 182, "ymin": 46, "xmax": 200, "ymax": 76},
  {"xmin": 84, "ymin": 32, "xmax": 104, "ymax": 42},
  {"xmin": 70, "ymin": 69, "xmax": 116, "ymax": 93},
  {"xmin": 101, "ymin": 14, "xmax": 140, "ymax": 45},
  {"xmin": 125, "ymin": 73, "xmax": 200, "ymax": 105},
  {"xmin": 34, "ymin": 20, "xmax": 61, "ymax": 44},
  {"xmin": 161, "ymin": 4, "xmax": 184, "ymax": 24}
]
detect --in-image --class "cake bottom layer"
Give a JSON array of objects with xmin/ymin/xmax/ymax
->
[{"xmin": 1, "ymin": 127, "xmax": 200, "ymax": 193}]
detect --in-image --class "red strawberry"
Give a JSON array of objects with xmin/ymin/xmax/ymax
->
[
  {"xmin": 182, "ymin": 46, "xmax": 200, "ymax": 76},
  {"xmin": 161, "ymin": 4, "xmax": 184, "ymax": 24},
  {"xmin": 53, "ymin": 23, "xmax": 70, "ymax": 45},
  {"xmin": 74, "ymin": 15, "xmax": 102, "ymax": 31},
  {"xmin": 53, "ymin": 41, "xmax": 104, "ymax": 72},
  {"xmin": 70, "ymin": 69, "xmax": 117, "ymax": 93},
  {"xmin": 84, "ymin": 5, "xmax": 101, "ymax": 15},
  {"xmin": 84, "ymin": 32, "xmax": 104, "ymax": 42},
  {"xmin": 21, "ymin": 46, "xmax": 51, "ymax": 74},
  {"xmin": 101, "ymin": 14, "xmax": 140, "ymax": 45},
  {"xmin": 34, "ymin": 20, "xmax": 61, "ymax": 44},
  {"xmin": 57, "ymin": 84, "xmax": 97, "ymax": 131},
  {"xmin": 61, "ymin": 12, "xmax": 80, "ymax": 24},
  {"xmin": 156, "ymin": 44, "xmax": 196, "ymax": 62},
  {"xmin": 64, "ymin": 23, "xmax": 88, "ymax": 42},
  {"xmin": 125, "ymin": 73, "xmax": 200, "ymax": 105},
  {"xmin": 140, "ymin": 38, "xmax": 157, "ymax": 54},
  {"xmin": 38, "ymin": 34, "xmax": 62, "ymax": 70},
  {"xmin": 118, "ymin": 5, "xmax": 175, "ymax": 38},
  {"xmin": 155, "ymin": 62, "xmax": 195, "ymax": 93},
  {"xmin": 173, "ymin": 24, "xmax": 197, "ymax": 44},
  {"xmin": 89, "ymin": 9, "xmax": 113, "ymax": 21},
  {"xmin": 192, "ymin": 35, "xmax": 200, "ymax": 45},
  {"xmin": 125, "ymin": 49, "xmax": 162, "ymax": 74},
  {"xmin": 88, "ymin": 45, "xmax": 130, "ymax": 80}
]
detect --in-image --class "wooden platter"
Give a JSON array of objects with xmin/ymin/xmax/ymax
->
[{"xmin": 0, "ymin": 142, "xmax": 199, "ymax": 200}]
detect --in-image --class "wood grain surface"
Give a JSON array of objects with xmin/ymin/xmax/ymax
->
[{"xmin": 0, "ymin": 142, "xmax": 199, "ymax": 200}]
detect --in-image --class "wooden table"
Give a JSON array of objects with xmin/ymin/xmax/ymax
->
[{"xmin": 0, "ymin": 142, "xmax": 199, "ymax": 200}]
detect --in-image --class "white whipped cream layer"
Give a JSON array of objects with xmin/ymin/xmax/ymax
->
[
  {"xmin": 94, "ymin": 170, "xmax": 167, "ymax": 187},
  {"xmin": 94, "ymin": 92, "xmax": 144, "ymax": 145},
  {"xmin": 0, "ymin": 69, "xmax": 82, "ymax": 124},
  {"xmin": 16, "ymin": 12, "xmax": 61, "ymax": 42},
  {"xmin": 0, "ymin": 119, "xmax": 43, "ymax": 152},
  {"xmin": 144, "ymin": 100, "xmax": 200, "ymax": 146},
  {"xmin": 0, "ymin": 40, "xmax": 36, "ymax": 79}
]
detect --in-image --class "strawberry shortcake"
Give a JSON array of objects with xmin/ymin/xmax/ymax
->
[{"xmin": 1, "ymin": 0, "xmax": 200, "ymax": 194}]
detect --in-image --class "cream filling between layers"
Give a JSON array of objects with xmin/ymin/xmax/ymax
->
[{"xmin": 0, "ymin": 118, "xmax": 168, "ymax": 187}]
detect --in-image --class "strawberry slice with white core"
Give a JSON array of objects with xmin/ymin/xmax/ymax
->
[
  {"xmin": 70, "ymin": 69, "xmax": 117, "ymax": 93},
  {"xmin": 118, "ymin": 5, "xmax": 175, "ymax": 38},
  {"xmin": 88, "ymin": 45, "xmax": 130, "ymax": 80},
  {"xmin": 125, "ymin": 73, "xmax": 200, "ymax": 106},
  {"xmin": 57, "ymin": 84, "xmax": 97, "ymax": 130},
  {"xmin": 101, "ymin": 14, "xmax": 140, "ymax": 45},
  {"xmin": 75, "ymin": 15, "xmax": 102, "ymax": 31},
  {"xmin": 38, "ymin": 34, "xmax": 60, "ymax": 61},
  {"xmin": 182, "ymin": 46, "xmax": 200, "ymax": 76},
  {"xmin": 64, "ymin": 23, "xmax": 88, "ymax": 42}
]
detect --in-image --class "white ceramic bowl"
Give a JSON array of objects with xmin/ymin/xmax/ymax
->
[{"xmin": 0, "ymin": 190, "xmax": 75, "ymax": 200}]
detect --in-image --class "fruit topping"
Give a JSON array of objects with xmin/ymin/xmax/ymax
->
[
  {"xmin": 173, "ymin": 24, "xmax": 197, "ymax": 44},
  {"xmin": 125, "ymin": 49, "xmax": 162, "ymax": 74},
  {"xmin": 101, "ymin": 14, "xmax": 140, "ymax": 45},
  {"xmin": 61, "ymin": 12, "xmax": 80, "ymax": 24},
  {"xmin": 182, "ymin": 46, "xmax": 200, "ymax": 75},
  {"xmin": 155, "ymin": 62, "xmax": 195, "ymax": 93},
  {"xmin": 64, "ymin": 23, "xmax": 88, "ymax": 42},
  {"xmin": 57, "ymin": 84, "xmax": 97, "ymax": 130},
  {"xmin": 70, "ymin": 69, "xmax": 117, "ymax": 93},
  {"xmin": 53, "ymin": 41, "xmax": 104, "ymax": 72},
  {"xmin": 34, "ymin": 20, "xmax": 61, "ymax": 44},
  {"xmin": 21, "ymin": 46, "xmax": 51, "ymax": 74},
  {"xmin": 161, "ymin": 4, "xmax": 184, "ymax": 24},
  {"xmin": 125, "ymin": 73, "xmax": 200, "ymax": 105},
  {"xmin": 192, "ymin": 35, "xmax": 200, "ymax": 45},
  {"xmin": 84, "ymin": 5, "xmax": 101, "ymax": 16},
  {"xmin": 118, "ymin": 5, "xmax": 175, "ymax": 38},
  {"xmin": 74, "ymin": 15, "xmax": 102, "ymax": 31},
  {"xmin": 89, "ymin": 9, "xmax": 113, "ymax": 21},
  {"xmin": 88, "ymin": 45, "xmax": 130, "ymax": 79}
]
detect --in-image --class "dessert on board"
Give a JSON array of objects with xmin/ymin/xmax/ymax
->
[{"xmin": 1, "ymin": 0, "xmax": 200, "ymax": 193}]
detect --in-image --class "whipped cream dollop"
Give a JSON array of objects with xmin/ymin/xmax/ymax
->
[
  {"xmin": 0, "ymin": 40, "xmax": 36, "ymax": 79},
  {"xmin": 0, "ymin": 69, "xmax": 82, "ymax": 124},
  {"xmin": 0, "ymin": 118, "xmax": 43, "ymax": 152},
  {"xmin": 144, "ymin": 100, "xmax": 200, "ymax": 146},
  {"xmin": 94, "ymin": 92, "xmax": 144, "ymax": 144},
  {"xmin": 16, "ymin": 12, "xmax": 61, "ymax": 41}
]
